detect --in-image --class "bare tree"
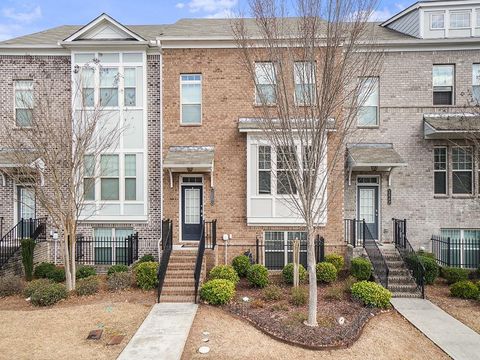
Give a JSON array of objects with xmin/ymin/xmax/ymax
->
[
  {"xmin": 1, "ymin": 58, "xmax": 123, "ymax": 291},
  {"xmin": 233, "ymin": 0, "xmax": 383, "ymax": 326}
]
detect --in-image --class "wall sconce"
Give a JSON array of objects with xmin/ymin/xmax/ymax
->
[
  {"xmin": 387, "ymin": 189, "xmax": 392, "ymax": 205},
  {"xmin": 210, "ymin": 188, "xmax": 215, "ymax": 206}
]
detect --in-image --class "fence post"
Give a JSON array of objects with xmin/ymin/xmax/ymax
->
[
  {"xmin": 255, "ymin": 237, "xmax": 259, "ymax": 264},
  {"xmin": 352, "ymin": 218, "xmax": 356, "ymax": 248},
  {"xmin": 362, "ymin": 220, "xmax": 366, "ymax": 247},
  {"xmin": 447, "ymin": 237, "xmax": 451, "ymax": 267}
]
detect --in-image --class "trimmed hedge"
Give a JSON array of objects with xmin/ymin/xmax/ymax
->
[
  {"xmin": 107, "ymin": 272, "xmax": 133, "ymax": 291},
  {"xmin": 134, "ymin": 261, "xmax": 159, "ymax": 290},
  {"xmin": 209, "ymin": 265, "xmax": 240, "ymax": 285},
  {"xmin": 441, "ymin": 267, "xmax": 470, "ymax": 285},
  {"xmin": 107, "ymin": 264, "xmax": 129, "ymax": 276},
  {"xmin": 282, "ymin": 263, "xmax": 307, "ymax": 284},
  {"xmin": 325, "ymin": 254, "xmax": 344, "ymax": 272},
  {"xmin": 316, "ymin": 262, "xmax": 337, "ymax": 283},
  {"xmin": 76, "ymin": 276, "xmax": 100, "ymax": 296},
  {"xmin": 351, "ymin": 258, "xmax": 372, "ymax": 281},
  {"xmin": 450, "ymin": 280, "xmax": 479, "ymax": 299},
  {"xmin": 247, "ymin": 264, "xmax": 269, "ymax": 288},
  {"xmin": 200, "ymin": 279, "xmax": 235, "ymax": 305},
  {"xmin": 351, "ymin": 281, "xmax": 391, "ymax": 308},
  {"xmin": 0, "ymin": 275, "xmax": 24, "ymax": 297},
  {"xmin": 30, "ymin": 282, "xmax": 68, "ymax": 307},
  {"xmin": 232, "ymin": 255, "xmax": 251, "ymax": 278},
  {"xmin": 47, "ymin": 267, "xmax": 66, "ymax": 283},
  {"xmin": 33, "ymin": 262, "xmax": 56, "ymax": 279},
  {"xmin": 76, "ymin": 266, "xmax": 97, "ymax": 279},
  {"xmin": 405, "ymin": 254, "xmax": 439, "ymax": 285}
]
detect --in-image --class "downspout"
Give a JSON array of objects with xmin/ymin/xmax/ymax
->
[{"xmin": 157, "ymin": 39, "xmax": 164, "ymax": 259}]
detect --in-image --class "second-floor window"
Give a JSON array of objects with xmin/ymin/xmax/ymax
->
[
  {"xmin": 434, "ymin": 147, "xmax": 447, "ymax": 195},
  {"xmin": 357, "ymin": 77, "xmax": 379, "ymax": 127},
  {"xmin": 255, "ymin": 62, "xmax": 276, "ymax": 105},
  {"xmin": 433, "ymin": 65, "xmax": 454, "ymax": 105},
  {"xmin": 277, "ymin": 146, "xmax": 297, "ymax": 195},
  {"xmin": 180, "ymin": 74, "xmax": 202, "ymax": 125},
  {"xmin": 258, "ymin": 145, "xmax": 271, "ymax": 195},
  {"xmin": 100, "ymin": 154, "xmax": 119, "ymax": 200},
  {"xmin": 450, "ymin": 11, "xmax": 471, "ymax": 29},
  {"xmin": 124, "ymin": 154, "xmax": 137, "ymax": 200},
  {"xmin": 14, "ymin": 80, "xmax": 34, "ymax": 127},
  {"xmin": 84, "ymin": 155, "xmax": 95, "ymax": 201},
  {"xmin": 430, "ymin": 13, "xmax": 445, "ymax": 29},
  {"xmin": 452, "ymin": 147, "xmax": 473, "ymax": 195},
  {"xmin": 294, "ymin": 61, "xmax": 315, "ymax": 105},
  {"xmin": 472, "ymin": 64, "xmax": 480, "ymax": 104}
]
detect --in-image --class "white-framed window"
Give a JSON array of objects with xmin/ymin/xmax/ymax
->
[
  {"xmin": 14, "ymin": 80, "xmax": 34, "ymax": 127},
  {"xmin": 294, "ymin": 61, "xmax": 315, "ymax": 105},
  {"xmin": 124, "ymin": 154, "xmax": 137, "ymax": 201},
  {"xmin": 180, "ymin": 74, "xmax": 202, "ymax": 125},
  {"xmin": 430, "ymin": 13, "xmax": 445, "ymax": 29},
  {"xmin": 450, "ymin": 11, "xmax": 471, "ymax": 29},
  {"xmin": 93, "ymin": 227, "xmax": 134, "ymax": 265},
  {"xmin": 357, "ymin": 77, "xmax": 379, "ymax": 126},
  {"xmin": 264, "ymin": 231, "xmax": 307, "ymax": 270},
  {"xmin": 124, "ymin": 67, "xmax": 137, "ymax": 107},
  {"xmin": 100, "ymin": 154, "xmax": 119, "ymax": 200},
  {"xmin": 258, "ymin": 145, "xmax": 271, "ymax": 195},
  {"xmin": 433, "ymin": 65, "xmax": 454, "ymax": 106},
  {"xmin": 276, "ymin": 146, "xmax": 297, "ymax": 195},
  {"xmin": 255, "ymin": 62, "xmax": 276, "ymax": 105},
  {"xmin": 452, "ymin": 147, "xmax": 473, "ymax": 195},
  {"xmin": 440, "ymin": 229, "xmax": 480, "ymax": 268},
  {"xmin": 83, "ymin": 155, "xmax": 96, "ymax": 201},
  {"xmin": 434, "ymin": 147, "xmax": 447, "ymax": 195},
  {"xmin": 99, "ymin": 67, "xmax": 119, "ymax": 107},
  {"xmin": 472, "ymin": 64, "xmax": 480, "ymax": 104},
  {"xmin": 80, "ymin": 67, "xmax": 95, "ymax": 107},
  {"xmin": 476, "ymin": 10, "xmax": 480, "ymax": 27}
]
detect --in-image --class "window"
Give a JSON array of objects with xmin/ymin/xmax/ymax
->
[
  {"xmin": 258, "ymin": 146, "xmax": 271, "ymax": 194},
  {"xmin": 294, "ymin": 61, "xmax": 315, "ymax": 105},
  {"xmin": 452, "ymin": 147, "xmax": 473, "ymax": 194},
  {"xmin": 100, "ymin": 67, "xmax": 119, "ymax": 107},
  {"xmin": 434, "ymin": 147, "xmax": 447, "ymax": 195},
  {"xmin": 100, "ymin": 154, "xmax": 119, "ymax": 200},
  {"xmin": 264, "ymin": 231, "xmax": 307, "ymax": 270},
  {"xmin": 180, "ymin": 74, "xmax": 202, "ymax": 125},
  {"xmin": 440, "ymin": 229, "xmax": 480, "ymax": 268},
  {"xmin": 433, "ymin": 65, "xmax": 454, "ymax": 105},
  {"xmin": 84, "ymin": 155, "xmax": 95, "ymax": 201},
  {"xmin": 255, "ymin": 62, "xmax": 276, "ymax": 105},
  {"xmin": 357, "ymin": 77, "xmax": 379, "ymax": 126},
  {"xmin": 431, "ymin": 13, "xmax": 445, "ymax": 29},
  {"xmin": 94, "ymin": 228, "xmax": 133, "ymax": 265},
  {"xmin": 124, "ymin": 68, "xmax": 137, "ymax": 106},
  {"xmin": 472, "ymin": 64, "xmax": 480, "ymax": 104},
  {"xmin": 477, "ymin": 11, "xmax": 480, "ymax": 28},
  {"xmin": 14, "ymin": 80, "xmax": 34, "ymax": 126},
  {"xmin": 276, "ymin": 146, "xmax": 297, "ymax": 195},
  {"xmin": 125, "ymin": 154, "xmax": 136, "ymax": 200},
  {"xmin": 450, "ymin": 11, "xmax": 471, "ymax": 29},
  {"xmin": 81, "ymin": 67, "xmax": 95, "ymax": 107}
]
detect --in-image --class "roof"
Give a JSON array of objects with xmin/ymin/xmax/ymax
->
[
  {"xmin": 0, "ymin": 149, "xmax": 40, "ymax": 167},
  {"xmin": 347, "ymin": 143, "xmax": 406, "ymax": 169},
  {"xmin": 424, "ymin": 113, "xmax": 480, "ymax": 139},
  {"xmin": 163, "ymin": 146, "xmax": 215, "ymax": 170}
]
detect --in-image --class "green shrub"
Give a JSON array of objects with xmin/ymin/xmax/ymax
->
[
  {"xmin": 351, "ymin": 281, "xmax": 391, "ymax": 309},
  {"xmin": 47, "ymin": 267, "xmax": 66, "ymax": 283},
  {"xmin": 351, "ymin": 258, "xmax": 372, "ymax": 281},
  {"xmin": 0, "ymin": 275, "xmax": 24, "ymax": 297},
  {"xmin": 247, "ymin": 264, "xmax": 269, "ymax": 288},
  {"xmin": 33, "ymin": 262, "xmax": 56, "ymax": 279},
  {"xmin": 231, "ymin": 255, "xmax": 251, "ymax": 278},
  {"xmin": 417, "ymin": 250, "xmax": 435, "ymax": 259},
  {"xmin": 325, "ymin": 254, "xmax": 344, "ymax": 272},
  {"xmin": 30, "ymin": 282, "xmax": 68, "ymax": 306},
  {"xmin": 139, "ymin": 254, "xmax": 155, "ymax": 263},
  {"xmin": 134, "ymin": 261, "xmax": 159, "ymax": 290},
  {"xmin": 450, "ymin": 280, "xmax": 480, "ymax": 299},
  {"xmin": 209, "ymin": 265, "xmax": 239, "ymax": 285},
  {"xmin": 263, "ymin": 284, "xmax": 283, "ymax": 301},
  {"xmin": 316, "ymin": 262, "xmax": 337, "ymax": 283},
  {"xmin": 20, "ymin": 238, "xmax": 36, "ymax": 281},
  {"xmin": 441, "ymin": 267, "xmax": 470, "ymax": 285},
  {"xmin": 76, "ymin": 276, "xmax": 100, "ymax": 296},
  {"xmin": 24, "ymin": 279, "xmax": 53, "ymax": 298},
  {"xmin": 468, "ymin": 267, "xmax": 480, "ymax": 281},
  {"xmin": 107, "ymin": 272, "xmax": 133, "ymax": 291},
  {"xmin": 200, "ymin": 279, "xmax": 235, "ymax": 305},
  {"xmin": 76, "ymin": 265, "xmax": 97, "ymax": 279},
  {"xmin": 343, "ymin": 276, "xmax": 357, "ymax": 294},
  {"xmin": 290, "ymin": 286, "xmax": 308, "ymax": 306},
  {"xmin": 282, "ymin": 263, "xmax": 307, "ymax": 284},
  {"xmin": 107, "ymin": 264, "xmax": 129, "ymax": 276},
  {"xmin": 405, "ymin": 254, "xmax": 439, "ymax": 285}
]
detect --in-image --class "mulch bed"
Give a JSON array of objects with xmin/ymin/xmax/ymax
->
[{"xmin": 223, "ymin": 277, "xmax": 381, "ymax": 349}]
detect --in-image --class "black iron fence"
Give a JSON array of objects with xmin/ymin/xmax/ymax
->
[
  {"xmin": 75, "ymin": 232, "xmax": 139, "ymax": 266},
  {"xmin": 363, "ymin": 221, "xmax": 389, "ymax": 289},
  {"xmin": 431, "ymin": 235, "xmax": 480, "ymax": 269},
  {"xmin": 205, "ymin": 220, "xmax": 217, "ymax": 249},
  {"xmin": 158, "ymin": 219, "xmax": 173, "ymax": 302},
  {"xmin": 194, "ymin": 221, "xmax": 207, "ymax": 303},
  {"xmin": 344, "ymin": 218, "xmax": 365, "ymax": 247}
]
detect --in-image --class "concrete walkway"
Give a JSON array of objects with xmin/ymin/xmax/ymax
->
[
  {"xmin": 391, "ymin": 298, "xmax": 480, "ymax": 360},
  {"xmin": 117, "ymin": 303, "xmax": 198, "ymax": 360}
]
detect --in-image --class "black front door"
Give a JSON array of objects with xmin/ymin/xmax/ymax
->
[
  {"xmin": 357, "ymin": 186, "xmax": 378, "ymax": 240},
  {"xmin": 181, "ymin": 185, "xmax": 203, "ymax": 241}
]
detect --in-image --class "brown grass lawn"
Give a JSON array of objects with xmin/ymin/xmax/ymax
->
[
  {"xmin": 0, "ymin": 289, "xmax": 154, "ymax": 360},
  {"xmin": 427, "ymin": 280, "xmax": 480, "ymax": 334},
  {"xmin": 182, "ymin": 305, "xmax": 449, "ymax": 360}
]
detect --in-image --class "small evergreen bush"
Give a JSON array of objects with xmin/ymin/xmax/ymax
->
[
  {"xmin": 0, "ymin": 275, "xmax": 24, "ymax": 297},
  {"xmin": 209, "ymin": 265, "xmax": 239, "ymax": 285},
  {"xmin": 405, "ymin": 254, "xmax": 439, "ymax": 285},
  {"xmin": 231, "ymin": 255, "xmax": 251, "ymax": 277},
  {"xmin": 33, "ymin": 262, "xmax": 56, "ymax": 279},
  {"xmin": 139, "ymin": 254, "xmax": 155, "ymax": 263},
  {"xmin": 290, "ymin": 287, "xmax": 308, "ymax": 306},
  {"xmin": 47, "ymin": 267, "xmax": 66, "ymax": 283},
  {"xmin": 200, "ymin": 279, "xmax": 235, "ymax": 305},
  {"xmin": 441, "ymin": 267, "xmax": 470, "ymax": 285},
  {"xmin": 30, "ymin": 282, "xmax": 68, "ymax": 306},
  {"xmin": 76, "ymin": 276, "xmax": 100, "ymax": 296},
  {"xmin": 450, "ymin": 280, "xmax": 480, "ymax": 299},
  {"xmin": 76, "ymin": 265, "xmax": 97, "ymax": 279},
  {"xmin": 316, "ymin": 262, "xmax": 337, "ymax": 283},
  {"xmin": 20, "ymin": 238, "xmax": 36, "ymax": 281},
  {"xmin": 351, "ymin": 258, "xmax": 372, "ymax": 281},
  {"xmin": 325, "ymin": 254, "xmax": 344, "ymax": 271},
  {"xmin": 263, "ymin": 284, "xmax": 283, "ymax": 301},
  {"xmin": 247, "ymin": 264, "xmax": 269, "ymax": 288},
  {"xmin": 282, "ymin": 263, "xmax": 307, "ymax": 284},
  {"xmin": 351, "ymin": 281, "xmax": 391, "ymax": 308},
  {"xmin": 107, "ymin": 272, "xmax": 133, "ymax": 291},
  {"xmin": 107, "ymin": 264, "xmax": 129, "ymax": 276},
  {"xmin": 24, "ymin": 279, "xmax": 53, "ymax": 298},
  {"xmin": 134, "ymin": 261, "xmax": 159, "ymax": 290}
]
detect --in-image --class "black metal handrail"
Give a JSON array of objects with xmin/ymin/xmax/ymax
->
[
  {"xmin": 393, "ymin": 218, "xmax": 425, "ymax": 298},
  {"xmin": 363, "ymin": 220, "xmax": 389, "ymax": 288},
  {"xmin": 344, "ymin": 218, "xmax": 365, "ymax": 247},
  {"xmin": 157, "ymin": 219, "xmax": 173, "ymax": 303},
  {"xmin": 194, "ymin": 220, "xmax": 206, "ymax": 304},
  {"xmin": 205, "ymin": 220, "xmax": 217, "ymax": 249}
]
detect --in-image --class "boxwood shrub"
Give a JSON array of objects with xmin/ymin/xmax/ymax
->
[
  {"xmin": 351, "ymin": 281, "xmax": 391, "ymax": 308},
  {"xmin": 33, "ymin": 262, "xmax": 56, "ymax": 279},
  {"xmin": 30, "ymin": 282, "xmax": 68, "ymax": 306},
  {"xmin": 325, "ymin": 254, "xmax": 344, "ymax": 272},
  {"xmin": 247, "ymin": 264, "xmax": 269, "ymax": 288},
  {"xmin": 441, "ymin": 267, "xmax": 470, "ymax": 285},
  {"xmin": 209, "ymin": 265, "xmax": 240, "ymax": 285},
  {"xmin": 200, "ymin": 279, "xmax": 235, "ymax": 305},
  {"xmin": 107, "ymin": 264, "xmax": 129, "ymax": 276},
  {"xmin": 316, "ymin": 262, "xmax": 337, "ymax": 283},
  {"xmin": 138, "ymin": 254, "xmax": 155, "ymax": 263},
  {"xmin": 351, "ymin": 258, "xmax": 372, "ymax": 281},
  {"xmin": 134, "ymin": 261, "xmax": 159, "ymax": 290},
  {"xmin": 76, "ymin": 265, "xmax": 97, "ymax": 279},
  {"xmin": 450, "ymin": 280, "xmax": 480, "ymax": 299},
  {"xmin": 24, "ymin": 278, "xmax": 53, "ymax": 298},
  {"xmin": 47, "ymin": 267, "xmax": 66, "ymax": 283},
  {"xmin": 405, "ymin": 254, "xmax": 439, "ymax": 285},
  {"xmin": 231, "ymin": 255, "xmax": 251, "ymax": 278},
  {"xmin": 76, "ymin": 276, "xmax": 100, "ymax": 296},
  {"xmin": 282, "ymin": 263, "xmax": 307, "ymax": 284}
]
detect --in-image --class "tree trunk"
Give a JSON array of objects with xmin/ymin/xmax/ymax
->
[
  {"xmin": 306, "ymin": 223, "xmax": 318, "ymax": 327},
  {"xmin": 69, "ymin": 228, "xmax": 76, "ymax": 290},
  {"xmin": 63, "ymin": 228, "xmax": 73, "ymax": 291}
]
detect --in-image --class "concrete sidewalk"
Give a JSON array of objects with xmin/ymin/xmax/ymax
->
[
  {"xmin": 391, "ymin": 298, "xmax": 480, "ymax": 360},
  {"xmin": 117, "ymin": 303, "xmax": 198, "ymax": 360}
]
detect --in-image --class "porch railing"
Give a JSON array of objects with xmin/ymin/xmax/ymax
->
[
  {"xmin": 194, "ymin": 220, "xmax": 207, "ymax": 303},
  {"xmin": 344, "ymin": 218, "xmax": 365, "ymax": 247},
  {"xmin": 431, "ymin": 235, "xmax": 480, "ymax": 269},
  {"xmin": 363, "ymin": 220, "xmax": 389, "ymax": 288},
  {"xmin": 157, "ymin": 219, "xmax": 173, "ymax": 302},
  {"xmin": 393, "ymin": 218, "xmax": 425, "ymax": 298},
  {"xmin": 204, "ymin": 220, "xmax": 217, "ymax": 250}
]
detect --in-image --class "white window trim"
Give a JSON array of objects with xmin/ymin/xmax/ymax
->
[
  {"xmin": 434, "ymin": 146, "xmax": 448, "ymax": 195},
  {"xmin": 254, "ymin": 62, "xmax": 276, "ymax": 106},
  {"xmin": 452, "ymin": 146, "xmax": 473, "ymax": 195},
  {"xmin": 433, "ymin": 64, "xmax": 455, "ymax": 106},
  {"xmin": 180, "ymin": 74, "xmax": 202, "ymax": 126},
  {"xmin": 92, "ymin": 227, "xmax": 134, "ymax": 266},
  {"xmin": 178, "ymin": 174, "xmax": 204, "ymax": 243},
  {"xmin": 263, "ymin": 230, "xmax": 307, "ymax": 269},
  {"xmin": 449, "ymin": 10, "xmax": 472, "ymax": 29},
  {"xmin": 257, "ymin": 145, "xmax": 272, "ymax": 195},
  {"xmin": 14, "ymin": 79, "xmax": 34, "ymax": 128},
  {"xmin": 357, "ymin": 76, "xmax": 379, "ymax": 128},
  {"xmin": 430, "ymin": 12, "xmax": 445, "ymax": 30},
  {"xmin": 293, "ymin": 61, "xmax": 316, "ymax": 106}
]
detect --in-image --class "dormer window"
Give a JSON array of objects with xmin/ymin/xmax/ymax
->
[
  {"xmin": 450, "ymin": 11, "xmax": 471, "ymax": 29},
  {"xmin": 431, "ymin": 13, "xmax": 445, "ymax": 29}
]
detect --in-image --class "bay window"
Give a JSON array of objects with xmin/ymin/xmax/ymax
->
[
  {"xmin": 433, "ymin": 65, "xmax": 454, "ymax": 105},
  {"xmin": 277, "ymin": 146, "xmax": 297, "ymax": 195},
  {"xmin": 255, "ymin": 62, "xmax": 276, "ymax": 105},
  {"xmin": 100, "ymin": 154, "xmax": 119, "ymax": 200},
  {"xmin": 258, "ymin": 145, "xmax": 271, "ymax": 194},
  {"xmin": 125, "ymin": 154, "xmax": 137, "ymax": 200},
  {"xmin": 452, "ymin": 147, "xmax": 473, "ymax": 195}
]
